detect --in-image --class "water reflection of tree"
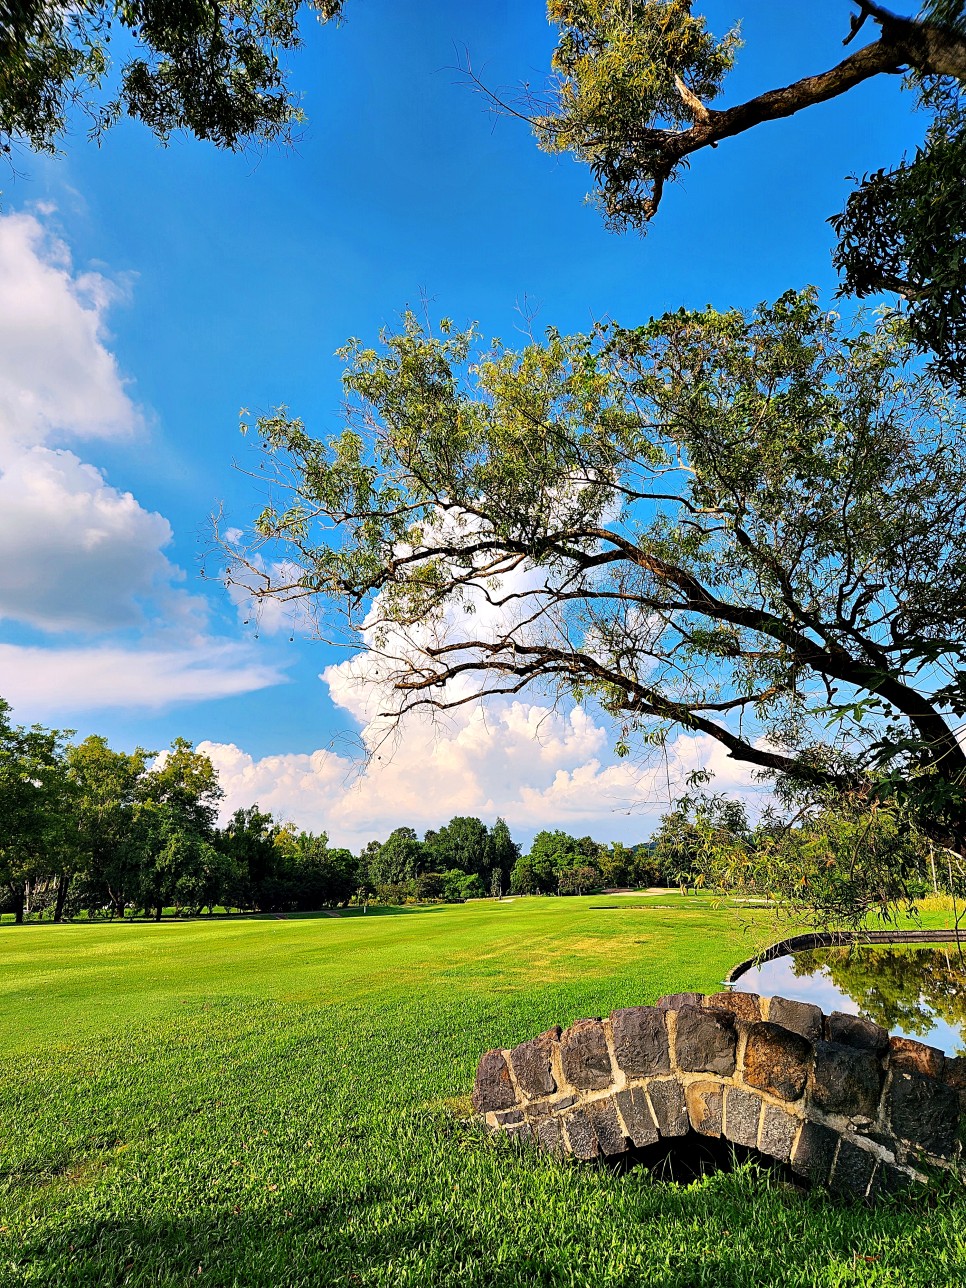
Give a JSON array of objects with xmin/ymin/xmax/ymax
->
[{"xmin": 791, "ymin": 948, "xmax": 966, "ymax": 1051}]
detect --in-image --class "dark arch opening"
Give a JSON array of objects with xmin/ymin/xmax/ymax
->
[{"xmin": 603, "ymin": 1131, "xmax": 803, "ymax": 1188}]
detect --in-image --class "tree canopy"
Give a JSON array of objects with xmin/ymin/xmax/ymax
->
[
  {"xmin": 0, "ymin": 0, "xmax": 346, "ymax": 157},
  {"xmin": 226, "ymin": 287, "xmax": 966, "ymax": 866}
]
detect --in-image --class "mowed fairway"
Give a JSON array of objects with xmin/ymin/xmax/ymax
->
[{"xmin": 2, "ymin": 898, "xmax": 965, "ymax": 1287}]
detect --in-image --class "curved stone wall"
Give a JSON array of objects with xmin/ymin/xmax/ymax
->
[
  {"xmin": 725, "ymin": 928, "xmax": 966, "ymax": 986},
  {"xmin": 472, "ymin": 992, "xmax": 966, "ymax": 1198}
]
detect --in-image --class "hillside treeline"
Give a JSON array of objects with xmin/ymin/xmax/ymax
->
[{"xmin": 0, "ymin": 701, "xmax": 677, "ymax": 923}]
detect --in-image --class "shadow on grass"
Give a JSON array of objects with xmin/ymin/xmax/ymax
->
[{"xmin": 6, "ymin": 1162, "xmax": 942, "ymax": 1288}]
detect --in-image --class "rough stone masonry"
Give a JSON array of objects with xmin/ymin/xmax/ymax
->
[{"xmin": 472, "ymin": 991, "xmax": 966, "ymax": 1199}]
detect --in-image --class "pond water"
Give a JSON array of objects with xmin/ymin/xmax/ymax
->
[{"xmin": 734, "ymin": 944, "xmax": 966, "ymax": 1057}]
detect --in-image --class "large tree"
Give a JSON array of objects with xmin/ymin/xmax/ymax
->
[{"xmin": 224, "ymin": 288, "xmax": 966, "ymax": 863}]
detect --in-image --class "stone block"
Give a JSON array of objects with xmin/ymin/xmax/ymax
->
[
  {"xmin": 535, "ymin": 1117, "xmax": 564, "ymax": 1155},
  {"xmin": 830, "ymin": 1137, "xmax": 877, "ymax": 1199},
  {"xmin": 810, "ymin": 1041, "xmax": 883, "ymax": 1119},
  {"xmin": 587, "ymin": 1096, "xmax": 628, "ymax": 1156},
  {"xmin": 867, "ymin": 1162, "xmax": 914, "ymax": 1198},
  {"xmin": 509, "ymin": 1027, "xmax": 559, "ymax": 1099},
  {"xmin": 742, "ymin": 1021, "xmax": 812, "ymax": 1102},
  {"xmin": 705, "ymin": 991, "xmax": 762, "ymax": 1023},
  {"xmin": 656, "ymin": 992, "xmax": 704, "ymax": 1010},
  {"xmin": 886, "ymin": 1069, "xmax": 959, "ymax": 1157},
  {"xmin": 647, "ymin": 1078, "xmax": 689, "ymax": 1136},
  {"xmin": 614, "ymin": 1086, "xmax": 659, "ymax": 1148},
  {"xmin": 492, "ymin": 1108, "xmax": 524, "ymax": 1127},
  {"xmin": 888, "ymin": 1035, "xmax": 944, "ymax": 1079},
  {"xmin": 562, "ymin": 1107, "xmax": 600, "ymax": 1160},
  {"xmin": 724, "ymin": 1086, "xmax": 762, "ymax": 1149},
  {"xmin": 826, "ymin": 1011, "xmax": 889, "ymax": 1056},
  {"xmin": 766, "ymin": 996, "xmax": 823, "ymax": 1043},
  {"xmin": 504, "ymin": 1121, "xmax": 535, "ymax": 1145},
  {"xmin": 759, "ymin": 1104, "xmax": 799, "ymax": 1162},
  {"xmin": 559, "ymin": 1018, "xmax": 613, "ymax": 1091},
  {"xmin": 523, "ymin": 1094, "xmax": 576, "ymax": 1118},
  {"xmin": 685, "ymin": 1079, "xmax": 723, "ymax": 1137},
  {"xmin": 473, "ymin": 1049, "xmax": 517, "ymax": 1113},
  {"xmin": 790, "ymin": 1120, "xmax": 838, "ymax": 1185},
  {"xmin": 674, "ymin": 1006, "xmax": 737, "ymax": 1076},
  {"xmin": 611, "ymin": 1006, "xmax": 670, "ymax": 1077},
  {"xmin": 944, "ymin": 1055, "xmax": 966, "ymax": 1090}
]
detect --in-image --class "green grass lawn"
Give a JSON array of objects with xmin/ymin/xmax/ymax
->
[{"xmin": 1, "ymin": 895, "xmax": 964, "ymax": 1286}]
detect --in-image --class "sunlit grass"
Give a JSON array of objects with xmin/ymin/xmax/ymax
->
[{"xmin": 1, "ymin": 895, "xmax": 964, "ymax": 1286}]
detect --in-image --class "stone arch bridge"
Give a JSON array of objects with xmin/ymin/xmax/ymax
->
[{"xmin": 473, "ymin": 991, "xmax": 966, "ymax": 1198}]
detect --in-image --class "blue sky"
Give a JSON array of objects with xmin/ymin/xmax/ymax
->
[{"xmin": 0, "ymin": 2, "xmax": 926, "ymax": 847}]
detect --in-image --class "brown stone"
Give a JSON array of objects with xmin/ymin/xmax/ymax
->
[
  {"xmin": 742, "ymin": 1021, "xmax": 812, "ymax": 1102},
  {"xmin": 610, "ymin": 1006, "xmax": 670, "ymax": 1077},
  {"xmin": 559, "ymin": 1018, "xmax": 613, "ymax": 1091},
  {"xmin": 759, "ymin": 1104, "xmax": 799, "ymax": 1162},
  {"xmin": 705, "ymin": 991, "xmax": 762, "ymax": 1023},
  {"xmin": 944, "ymin": 1055, "xmax": 966, "ymax": 1090},
  {"xmin": 509, "ymin": 1028, "xmax": 559, "ymax": 1099},
  {"xmin": 685, "ymin": 1079, "xmax": 723, "ymax": 1137},
  {"xmin": 656, "ymin": 992, "xmax": 704, "ymax": 1010},
  {"xmin": 766, "ymin": 996, "xmax": 823, "ymax": 1043},
  {"xmin": 826, "ymin": 1011, "xmax": 889, "ymax": 1056},
  {"xmin": 587, "ymin": 1097, "xmax": 628, "ymax": 1156},
  {"xmin": 790, "ymin": 1120, "xmax": 838, "ymax": 1185},
  {"xmin": 492, "ymin": 1108, "xmax": 524, "ymax": 1127},
  {"xmin": 889, "ymin": 1035, "xmax": 944, "ymax": 1079},
  {"xmin": 614, "ymin": 1086, "xmax": 659, "ymax": 1148},
  {"xmin": 647, "ymin": 1078, "xmax": 689, "ymax": 1136},
  {"xmin": 886, "ymin": 1069, "xmax": 959, "ymax": 1157},
  {"xmin": 473, "ymin": 1049, "xmax": 517, "ymax": 1113},
  {"xmin": 724, "ymin": 1087, "xmax": 762, "ymax": 1148},
  {"xmin": 810, "ymin": 1041, "xmax": 883, "ymax": 1119},
  {"xmin": 674, "ymin": 1006, "xmax": 737, "ymax": 1076}
]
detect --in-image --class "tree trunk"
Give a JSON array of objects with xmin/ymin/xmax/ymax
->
[
  {"xmin": 13, "ymin": 883, "xmax": 25, "ymax": 924},
  {"xmin": 53, "ymin": 873, "xmax": 69, "ymax": 924},
  {"xmin": 155, "ymin": 901, "xmax": 163, "ymax": 922}
]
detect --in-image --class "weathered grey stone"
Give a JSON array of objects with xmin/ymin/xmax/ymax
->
[
  {"xmin": 535, "ymin": 1117, "xmax": 565, "ymax": 1155},
  {"xmin": 656, "ymin": 992, "xmax": 704, "ymax": 1010},
  {"xmin": 509, "ymin": 1027, "xmax": 559, "ymax": 1099},
  {"xmin": 887, "ymin": 1070, "xmax": 959, "ymax": 1156},
  {"xmin": 587, "ymin": 1097, "xmax": 628, "ymax": 1156},
  {"xmin": 647, "ymin": 1078, "xmax": 689, "ymax": 1136},
  {"xmin": 759, "ymin": 1103, "xmax": 799, "ymax": 1162},
  {"xmin": 810, "ymin": 1041, "xmax": 883, "ymax": 1119},
  {"xmin": 724, "ymin": 1087, "xmax": 762, "ymax": 1149},
  {"xmin": 742, "ymin": 1021, "xmax": 812, "ymax": 1102},
  {"xmin": 559, "ymin": 1018, "xmax": 613, "ymax": 1091},
  {"xmin": 504, "ymin": 1121, "xmax": 535, "ymax": 1145},
  {"xmin": 830, "ymin": 1138, "xmax": 877, "ymax": 1199},
  {"xmin": 867, "ymin": 1162, "xmax": 914, "ymax": 1197},
  {"xmin": 611, "ymin": 1006, "xmax": 670, "ymax": 1077},
  {"xmin": 562, "ymin": 1107, "xmax": 600, "ymax": 1160},
  {"xmin": 614, "ymin": 1086, "xmax": 659, "ymax": 1148},
  {"xmin": 889, "ymin": 1035, "xmax": 944, "ymax": 1079},
  {"xmin": 493, "ymin": 1108, "xmax": 524, "ymax": 1127},
  {"xmin": 473, "ymin": 1049, "xmax": 517, "ymax": 1113},
  {"xmin": 523, "ymin": 1094, "xmax": 576, "ymax": 1118},
  {"xmin": 685, "ymin": 1079, "xmax": 723, "ymax": 1138},
  {"xmin": 766, "ymin": 996, "xmax": 823, "ymax": 1043},
  {"xmin": 826, "ymin": 1011, "xmax": 889, "ymax": 1056},
  {"xmin": 704, "ymin": 991, "xmax": 762, "ymax": 1023},
  {"xmin": 790, "ymin": 1120, "xmax": 838, "ymax": 1185},
  {"xmin": 674, "ymin": 1006, "xmax": 737, "ymax": 1075}
]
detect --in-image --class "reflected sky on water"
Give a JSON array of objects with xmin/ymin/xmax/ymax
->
[{"xmin": 735, "ymin": 945, "xmax": 966, "ymax": 1056}]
